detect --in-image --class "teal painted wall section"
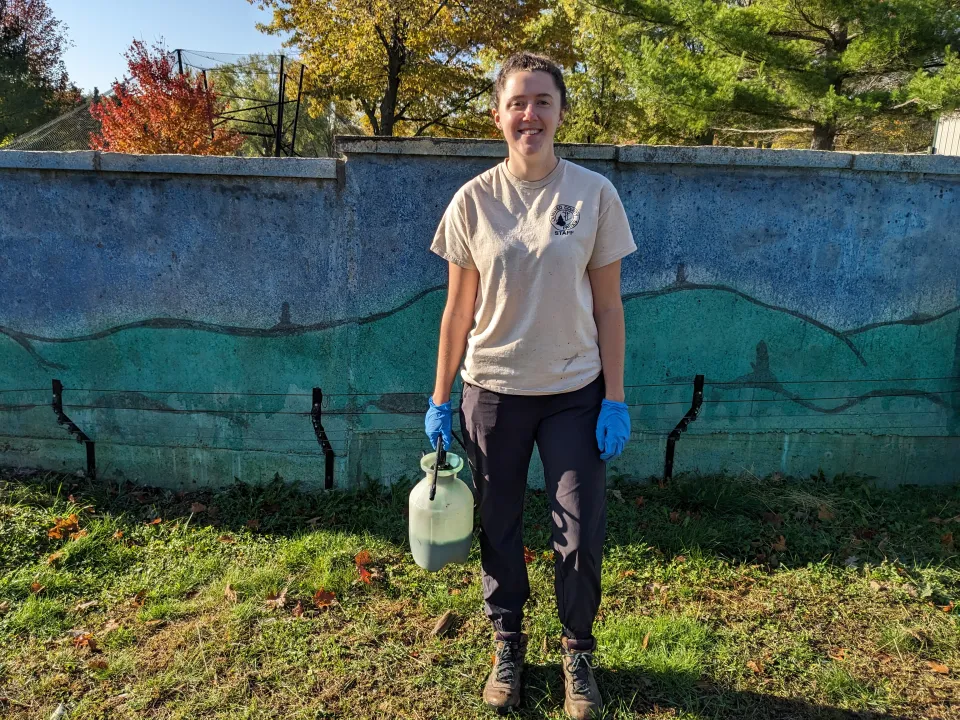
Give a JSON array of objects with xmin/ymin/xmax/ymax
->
[{"xmin": 0, "ymin": 142, "xmax": 958, "ymax": 488}]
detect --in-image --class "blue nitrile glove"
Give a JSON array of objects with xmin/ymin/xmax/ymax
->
[
  {"xmin": 596, "ymin": 399, "xmax": 630, "ymax": 462},
  {"xmin": 425, "ymin": 396, "xmax": 454, "ymax": 451}
]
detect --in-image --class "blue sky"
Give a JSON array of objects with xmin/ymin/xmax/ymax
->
[{"xmin": 47, "ymin": 0, "xmax": 292, "ymax": 93}]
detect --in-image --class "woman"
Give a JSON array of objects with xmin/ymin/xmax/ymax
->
[{"xmin": 424, "ymin": 51, "xmax": 635, "ymax": 719}]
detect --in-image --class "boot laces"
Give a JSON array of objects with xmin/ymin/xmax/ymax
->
[
  {"xmin": 568, "ymin": 651, "xmax": 596, "ymax": 695},
  {"xmin": 494, "ymin": 641, "xmax": 521, "ymax": 684}
]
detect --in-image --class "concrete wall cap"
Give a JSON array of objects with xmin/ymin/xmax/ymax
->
[{"xmin": 0, "ymin": 150, "xmax": 340, "ymax": 179}]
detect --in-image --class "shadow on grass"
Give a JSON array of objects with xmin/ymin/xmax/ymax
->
[
  {"xmin": 10, "ymin": 465, "xmax": 956, "ymax": 577},
  {"xmin": 519, "ymin": 663, "xmax": 909, "ymax": 719}
]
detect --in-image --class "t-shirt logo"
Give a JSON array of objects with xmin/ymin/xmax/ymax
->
[{"xmin": 550, "ymin": 204, "xmax": 580, "ymax": 236}]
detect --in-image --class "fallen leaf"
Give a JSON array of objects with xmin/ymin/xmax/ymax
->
[
  {"xmin": 245, "ymin": 519, "xmax": 260, "ymax": 531},
  {"xmin": 46, "ymin": 551, "xmax": 64, "ymax": 565},
  {"xmin": 431, "ymin": 609, "xmax": 455, "ymax": 637},
  {"xmin": 145, "ymin": 518, "xmax": 161, "ymax": 526},
  {"xmin": 130, "ymin": 591, "xmax": 146, "ymax": 607},
  {"xmin": 68, "ymin": 495, "xmax": 76, "ymax": 503},
  {"xmin": 102, "ymin": 620, "xmax": 121, "ymax": 633},
  {"xmin": 74, "ymin": 600, "xmax": 98, "ymax": 612},
  {"xmin": 818, "ymin": 505, "xmax": 835, "ymax": 521},
  {"xmin": 634, "ymin": 496, "xmax": 645, "ymax": 507},
  {"xmin": 354, "ymin": 550, "xmax": 371, "ymax": 566},
  {"xmin": 941, "ymin": 532, "xmax": 954, "ymax": 549},
  {"xmin": 189, "ymin": 502, "xmax": 206, "ymax": 514},
  {"xmin": 265, "ymin": 587, "xmax": 288, "ymax": 610},
  {"xmin": 449, "ymin": 588, "xmax": 461, "ymax": 595},
  {"xmin": 940, "ymin": 601, "xmax": 954, "ymax": 613},
  {"xmin": 218, "ymin": 535, "xmax": 236, "ymax": 544},
  {"xmin": 669, "ymin": 511, "xmax": 681, "ymax": 524},
  {"xmin": 48, "ymin": 514, "xmax": 80, "ymax": 539},
  {"xmin": 224, "ymin": 584, "xmax": 237, "ymax": 603},
  {"xmin": 523, "ymin": 547, "xmax": 536, "ymax": 564},
  {"xmin": 69, "ymin": 529, "xmax": 88, "ymax": 541},
  {"xmin": 87, "ymin": 659, "xmax": 108, "ymax": 670},
  {"xmin": 746, "ymin": 659, "xmax": 764, "ymax": 674},
  {"xmin": 675, "ymin": 555, "xmax": 687, "ymax": 563},
  {"xmin": 291, "ymin": 600, "xmax": 304, "ymax": 617},
  {"xmin": 144, "ymin": 619, "xmax": 166, "ymax": 630},
  {"xmin": 762, "ymin": 512, "xmax": 783, "ymax": 527},
  {"xmin": 112, "ymin": 530, "xmax": 124, "ymax": 540},
  {"xmin": 358, "ymin": 565, "xmax": 373, "ymax": 584},
  {"xmin": 926, "ymin": 661, "xmax": 950, "ymax": 674},
  {"xmin": 869, "ymin": 580, "xmax": 882, "ymax": 591},
  {"xmin": 0, "ymin": 601, "xmax": 9, "ymax": 614},
  {"xmin": 771, "ymin": 535, "xmax": 788, "ymax": 552},
  {"xmin": 313, "ymin": 588, "xmax": 336, "ymax": 609},
  {"xmin": 620, "ymin": 570, "xmax": 636, "ymax": 578},
  {"xmin": 642, "ymin": 632, "xmax": 650, "ymax": 650},
  {"xmin": 829, "ymin": 648, "xmax": 847, "ymax": 661},
  {"xmin": 72, "ymin": 633, "xmax": 97, "ymax": 651},
  {"xmin": 30, "ymin": 582, "xmax": 44, "ymax": 594}
]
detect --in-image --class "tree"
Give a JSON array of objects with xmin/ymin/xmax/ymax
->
[
  {"xmin": 90, "ymin": 40, "xmax": 243, "ymax": 155},
  {"xmin": 593, "ymin": 0, "xmax": 960, "ymax": 150},
  {"xmin": 250, "ymin": 0, "xmax": 550, "ymax": 137},
  {"xmin": 0, "ymin": 0, "xmax": 80, "ymax": 142}
]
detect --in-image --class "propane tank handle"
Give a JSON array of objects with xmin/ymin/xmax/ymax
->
[{"xmin": 429, "ymin": 435, "xmax": 445, "ymax": 501}]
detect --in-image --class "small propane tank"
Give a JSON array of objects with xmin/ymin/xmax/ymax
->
[{"xmin": 408, "ymin": 437, "xmax": 474, "ymax": 572}]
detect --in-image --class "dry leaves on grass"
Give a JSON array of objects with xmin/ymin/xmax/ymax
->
[
  {"xmin": 0, "ymin": 602, "xmax": 9, "ymax": 615},
  {"xmin": 145, "ymin": 518, "xmax": 162, "ymax": 526},
  {"xmin": 72, "ymin": 633, "xmax": 97, "ymax": 651},
  {"xmin": 523, "ymin": 547, "xmax": 536, "ymax": 564},
  {"xmin": 224, "ymin": 584, "xmax": 237, "ymax": 603},
  {"xmin": 218, "ymin": 535, "xmax": 236, "ymax": 544},
  {"xmin": 74, "ymin": 600, "xmax": 98, "ymax": 612},
  {"xmin": 246, "ymin": 519, "xmax": 260, "ymax": 531},
  {"xmin": 87, "ymin": 659, "xmax": 108, "ymax": 670},
  {"xmin": 313, "ymin": 588, "xmax": 336, "ymax": 609},
  {"xmin": 927, "ymin": 661, "xmax": 950, "ymax": 675},
  {"xmin": 829, "ymin": 648, "xmax": 847, "ymax": 661},
  {"xmin": 634, "ymin": 496, "xmax": 645, "ymax": 507},
  {"xmin": 292, "ymin": 600, "xmax": 304, "ymax": 617},
  {"xmin": 112, "ymin": 530, "xmax": 124, "ymax": 540},
  {"xmin": 746, "ymin": 660, "xmax": 764, "ymax": 675},
  {"xmin": 189, "ymin": 502, "xmax": 206, "ymax": 514},
  {"xmin": 265, "ymin": 587, "xmax": 288, "ymax": 610},
  {"xmin": 818, "ymin": 505, "xmax": 835, "ymax": 521},
  {"xmin": 30, "ymin": 582, "xmax": 44, "ymax": 594},
  {"xmin": 941, "ymin": 532, "xmax": 954, "ymax": 549},
  {"xmin": 46, "ymin": 551, "xmax": 64, "ymax": 565},
  {"xmin": 354, "ymin": 550, "xmax": 373, "ymax": 583},
  {"xmin": 642, "ymin": 632, "xmax": 650, "ymax": 651},
  {"xmin": 48, "ymin": 514, "xmax": 79, "ymax": 539},
  {"xmin": 771, "ymin": 535, "xmax": 788, "ymax": 552}
]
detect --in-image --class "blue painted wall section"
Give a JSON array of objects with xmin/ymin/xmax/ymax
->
[{"xmin": 0, "ymin": 141, "xmax": 957, "ymax": 488}]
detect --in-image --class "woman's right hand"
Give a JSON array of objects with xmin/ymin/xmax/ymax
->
[{"xmin": 425, "ymin": 397, "xmax": 453, "ymax": 450}]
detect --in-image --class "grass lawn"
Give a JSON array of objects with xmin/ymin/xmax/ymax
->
[{"xmin": 0, "ymin": 466, "xmax": 957, "ymax": 719}]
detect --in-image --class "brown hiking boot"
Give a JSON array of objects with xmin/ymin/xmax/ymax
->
[
  {"xmin": 561, "ymin": 636, "xmax": 603, "ymax": 720},
  {"xmin": 483, "ymin": 632, "xmax": 527, "ymax": 712}
]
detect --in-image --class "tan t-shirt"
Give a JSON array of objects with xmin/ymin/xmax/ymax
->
[{"xmin": 430, "ymin": 157, "xmax": 637, "ymax": 395}]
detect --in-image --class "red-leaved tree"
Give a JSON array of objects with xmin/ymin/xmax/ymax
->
[{"xmin": 90, "ymin": 39, "xmax": 243, "ymax": 155}]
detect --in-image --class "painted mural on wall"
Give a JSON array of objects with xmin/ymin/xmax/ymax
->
[{"xmin": 1, "ymin": 144, "xmax": 958, "ymax": 487}]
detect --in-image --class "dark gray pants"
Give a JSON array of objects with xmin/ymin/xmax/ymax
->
[{"xmin": 459, "ymin": 374, "xmax": 607, "ymax": 642}]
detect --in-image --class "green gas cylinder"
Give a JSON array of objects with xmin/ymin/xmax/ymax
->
[{"xmin": 408, "ymin": 439, "xmax": 474, "ymax": 572}]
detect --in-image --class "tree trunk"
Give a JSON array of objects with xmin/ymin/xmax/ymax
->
[{"xmin": 810, "ymin": 122, "xmax": 836, "ymax": 150}]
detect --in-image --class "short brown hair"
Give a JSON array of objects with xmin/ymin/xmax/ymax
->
[{"xmin": 492, "ymin": 52, "xmax": 568, "ymax": 111}]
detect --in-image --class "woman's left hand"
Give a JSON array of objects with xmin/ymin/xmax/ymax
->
[{"xmin": 596, "ymin": 399, "xmax": 630, "ymax": 462}]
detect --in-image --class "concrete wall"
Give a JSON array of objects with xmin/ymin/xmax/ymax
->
[{"xmin": 1, "ymin": 138, "xmax": 958, "ymax": 488}]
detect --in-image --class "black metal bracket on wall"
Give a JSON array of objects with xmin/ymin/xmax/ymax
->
[
  {"xmin": 662, "ymin": 374, "xmax": 704, "ymax": 488},
  {"xmin": 51, "ymin": 379, "xmax": 96, "ymax": 480},
  {"xmin": 311, "ymin": 387, "xmax": 335, "ymax": 490}
]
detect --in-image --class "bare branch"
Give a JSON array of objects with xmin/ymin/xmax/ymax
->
[
  {"xmin": 422, "ymin": 0, "xmax": 450, "ymax": 29},
  {"xmin": 413, "ymin": 81, "xmax": 494, "ymax": 136}
]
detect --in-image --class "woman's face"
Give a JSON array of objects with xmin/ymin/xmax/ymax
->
[{"xmin": 492, "ymin": 70, "xmax": 564, "ymax": 157}]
